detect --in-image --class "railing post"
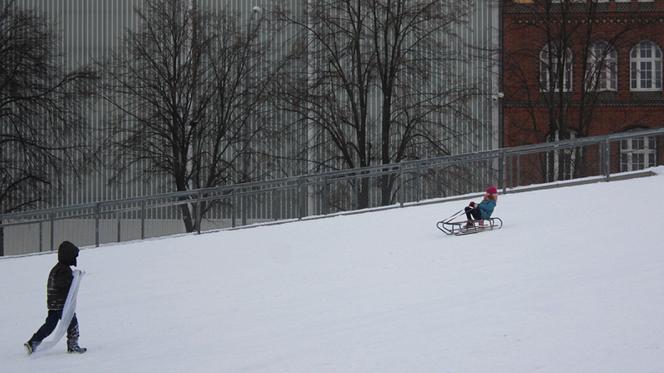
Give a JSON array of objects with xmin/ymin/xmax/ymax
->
[
  {"xmin": 39, "ymin": 221, "xmax": 43, "ymax": 252},
  {"xmin": 496, "ymin": 155, "xmax": 503, "ymax": 192},
  {"xmin": 399, "ymin": 164, "xmax": 405, "ymax": 207},
  {"xmin": 298, "ymin": 178, "xmax": 305, "ymax": 220},
  {"xmin": 50, "ymin": 213, "xmax": 55, "ymax": 251},
  {"xmin": 352, "ymin": 177, "xmax": 358, "ymax": 210},
  {"xmin": 322, "ymin": 177, "xmax": 329, "ymax": 215},
  {"xmin": 516, "ymin": 155, "xmax": 521, "ymax": 188},
  {"xmin": 140, "ymin": 200, "xmax": 146, "ymax": 240},
  {"xmin": 271, "ymin": 189, "xmax": 279, "ymax": 221},
  {"xmin": 416, "ymin": 163, "xmax": 422, "ymax": 202},
  {"xmin": 95, "ymin": 203, "xmax": 100, "ymax": 247},
  {"xmin": 435, "ymin": 167, "xmax": 441, "ymax": 198},
  {"xmin": 604, "ymin": 139, "xmax": 611, "ymax": 181},
  {"xmin": 598, "ymin": 141, "xmax": 604, "ymax": 176},
  {"xmin": 441, "ymin": 162, "xmax": 448, "ymax": 198},
  {"xmin": 507, "ymin": 154, "xmax": 513, "ymax": 190},
  {"xmin": 241, "ymin": 187, "xmax": 247, "ymax": 226},
  {"xmin": 116, "ymin": 210, "xmax": 121, "ymax": 243},
  {"xmin": 196, "ymin": 191, "xmax": 202, "ymax": 234},
  {"xmin": 231, "ymin": 190, "xmax": 236, "ymax": 228},
  {"xmin": 501, "ymin": 151, "xmax": 507, "ymax": 194}
]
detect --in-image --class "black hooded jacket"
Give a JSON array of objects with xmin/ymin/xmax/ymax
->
[{"xmin": 46, "ymin": 241, "xmax": 79, "ymax": 310}]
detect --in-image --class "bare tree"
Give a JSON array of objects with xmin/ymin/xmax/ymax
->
[
  {"xmin": 368, "ymin": 0, "xmax": 477, "ymax": 204},
  {"xmin": 0, "ymin": 0, "xmax": 96, "ymax": 255},
  {"xmin": 276, "ymin": 0, "xmax": 480, "ymax": 208},
  {"xmin": 275, "ymin": 0, "xmax": 376, "ymax": 208},
  {"xmin": 100, "ymin": 0, "xmax": 275, "ymax": 232}
]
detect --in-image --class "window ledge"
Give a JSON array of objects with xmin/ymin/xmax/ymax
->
[
  {"xmin": 594, "ymin": 91, "xmax": 619, "ymax": 102},
  {"xmin": 539, "ymin": 91, "xmax": 573, "ymax": 102},
  {"xmin": 630, "ymin": 91, "xmax": 663, "ymax": 101}
]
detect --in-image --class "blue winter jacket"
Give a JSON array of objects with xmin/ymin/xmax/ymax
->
[{"xmin": 478, "ymin": 199, "xmax": 496, "ymax": 220}]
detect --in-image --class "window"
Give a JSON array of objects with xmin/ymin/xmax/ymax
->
[
  {"xmin": 630, "ymin": 41, "xmax": 662, "ymax": 91},
  {"xmin": 586, "ymin": 41, "xmax": 617, "ymax": 91},
  {"xmin": 540, "ymin": 45, "xmax": 573, "ymax": 92},
  {"xmin": 621, "ymin": 134, "xmax": 657, "ymax": 171}
]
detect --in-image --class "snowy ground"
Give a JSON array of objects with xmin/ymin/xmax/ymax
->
[{"xmin": 2, "ymin": 168, "xmax": 664, "ymax": 373}]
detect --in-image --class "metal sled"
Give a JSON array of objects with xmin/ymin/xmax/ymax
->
[{"xmin": 436, "ymin": 209, "xmax": 503, "ymax": 236}]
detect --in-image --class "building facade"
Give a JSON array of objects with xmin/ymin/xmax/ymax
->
[{"xmin": 503, "ymin": 0, "xmax": 663, "ymax": 181}]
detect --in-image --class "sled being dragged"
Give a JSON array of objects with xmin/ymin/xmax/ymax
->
[{"xmin": 436, "ymin": 209, "xmax": 503, "ymax": 236}]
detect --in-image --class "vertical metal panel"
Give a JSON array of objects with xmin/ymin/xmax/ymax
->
[{"xmin": 10, "ymin": 0, "xmax": 498, "ymax": 210}]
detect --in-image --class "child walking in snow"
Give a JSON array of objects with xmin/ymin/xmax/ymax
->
[
  {"xmin": 464, "ymin": 186, "xmax": 498, "ymax": 228},
  {"xmin": 24, "ymin": 241, "xmax": 86, "ymax": 354}
]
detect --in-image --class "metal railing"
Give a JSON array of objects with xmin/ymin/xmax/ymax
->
[{"xmin": 2, "ymin": 127, "xmax": 663, "ymax": 256}]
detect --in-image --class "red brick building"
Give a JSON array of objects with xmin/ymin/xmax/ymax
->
[{"xmin": 502, "ymin": 0, "xmax": 663, "ymax": 179}]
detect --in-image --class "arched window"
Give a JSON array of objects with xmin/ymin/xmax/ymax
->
[
  {"xmin": 540, "ymin": 45, "xmax": 572, "ymax": 92},
  {"xmin": 630, "ymin": 41, "xmax": 662, "ymax": 91},
  {"xmin": 586, "ymin": 41, "xmax": 617, "ymax": 91}
]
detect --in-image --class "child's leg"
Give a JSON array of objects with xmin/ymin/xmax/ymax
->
[
  {"xmin": 29, "ymin": 310, "xmax": 62, "ymax": 344},
  {"xmin": 465, "ymin": 207, "xmax": 481, "ymax": 221},
  {"xmin": 66, "ymin": 313, "xmax": 80, "ymax": 349},
  {"xmin": 464, "ymin": 207, "xmax": 474, "ymax": 221}
]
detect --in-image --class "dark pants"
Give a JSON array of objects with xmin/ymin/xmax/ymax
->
[
  {"xmin": 465, "ymin": 206, "xmax": 482, "ymax": 221},
  {"xmin": 30, "ymin": 310, "xmax": 79, "ymax": 346}
]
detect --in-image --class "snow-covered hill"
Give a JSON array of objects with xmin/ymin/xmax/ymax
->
[{"xmin": 2, "ymin": 168, "xmax": 664, "ymax": 373}]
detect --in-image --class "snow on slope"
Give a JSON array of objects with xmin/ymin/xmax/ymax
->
[{"xmin": 1, "ymin": 168, "xmax": 664, "ymax": 373}]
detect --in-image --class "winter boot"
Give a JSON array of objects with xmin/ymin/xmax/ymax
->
[
  {"xmin": 67, "ymin": 336, "xmax": 86, "ymax": 353},
  {"xmin": 67, "ymin": 337, "xmax": 86, "ymax": 354},
  {"xmin": 24, "ymin": 340, "xmax": 40, "ymax": 355},
  {"xmin": 465, "ymin": 220, "xmax": 474, "ymax": 228},
  {"xmin": 67, "ymin": 345, "xmax": 87, "ymax": 354},
  {"xmin": 66, "ymin": 315, "xmax": 85, "ymax": 353}
]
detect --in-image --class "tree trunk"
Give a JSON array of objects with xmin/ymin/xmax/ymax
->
[
  {"xmin": 380, "ymin": 174, "xmax": 397, "ymax": 206},
  {"xmin": 381, "ymin": 94, "xmax": 393, "ymax": 206},
  {"xmin": 179, "ymin": 203, "xmax": 196, "ymax": 233},
  {"xmin": 557, "ymin": 130, "xmax": 570, "ymax": 180},
  {"xmin": 574, "ymin": 150, "xmax": 587, "ymax": 179},
  {"xmin": 358, "ymin": 177, "xmax": 370, "ymax": 209},
  {"xmin": 0, "ymin": 223, "xmax": 4, "ymax": 256},
  {"xmin": 175, "ymin": 175, "xmax": 196, "ymax": 233},
  {"xmin": 545, "ymin": 152, "xmax": 555, "ymax": 183}
]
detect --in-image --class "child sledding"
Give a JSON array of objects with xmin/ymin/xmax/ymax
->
[{"xmin": 436, "ymin": 186, "xmax": 503, "ymax": 236}]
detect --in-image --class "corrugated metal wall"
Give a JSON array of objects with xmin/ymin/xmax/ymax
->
[
  {"xmin": 15, "ymin": 0, "xmax": 152, "ymax": 209},
  {"xmin": 444, "ymin": 0, "xmax": 500, "ymax": 156},
  {"xmin": 11, "ymin": 0, "xmax": 498, "ymax": 208}
]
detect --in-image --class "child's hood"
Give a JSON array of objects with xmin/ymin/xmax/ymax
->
[{"xmin": 58, "ymin": 241, "xmax": 79, "ymax": 266}]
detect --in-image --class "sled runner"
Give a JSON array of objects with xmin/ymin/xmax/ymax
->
[{"xmin": 436, "ymin": 209, "xmax": 503, "ymax": 236}]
